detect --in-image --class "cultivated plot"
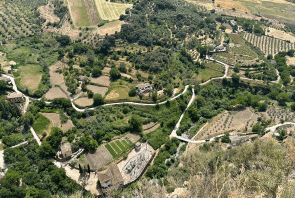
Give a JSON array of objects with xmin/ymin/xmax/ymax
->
[{"xmin": 94, "ymin": 0, "xmax": 132, "ymax": 21}]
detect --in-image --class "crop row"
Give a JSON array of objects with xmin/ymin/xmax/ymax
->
[{"xmin": 244, "ymin": 32, "xmax": 295, "ymax": 56}]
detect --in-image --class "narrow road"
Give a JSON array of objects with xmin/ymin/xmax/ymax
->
[
  {"xmin": 2, "ymin": 55, "xmax": 281, "ymax": 145},
  {"xmin": 265, "ymin": 122, "xmax": 295, "ymax": 132},
  {"xmin": 170, "ymin": 88, "xmax": 195, "ymax": 137}
]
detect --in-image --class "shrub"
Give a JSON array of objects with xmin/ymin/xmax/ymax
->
[{"xmin": 128, "ymin": 87, "xmax": 137, "ymax": 97}]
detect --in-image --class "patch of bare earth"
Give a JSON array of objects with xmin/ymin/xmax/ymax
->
[
  {"xmin": 91, "ymin": 76, "xmax": 111, "ymax": 86},
  {"xmin": 287, "ymin": 56, "xmax": 295, "ymax": 66},
  {"xmin": 75, "ymin": 97, "xmax": 93, "ymax": 107},
  {"xmin": 41, "ymin": 113, "xmax": 61, "ymax": 127},
  {"xmin": 120, "ymin": 73, "xmax": 133, "ymax": 79},
  {"xmin": 21, "ymin": 74, "xmax": 42, "ymax": 92},
  {"xmin": 41, "ymin": 113, "xmax": 74, "ymax": 132},
  {"xmin": 37, "ymin": 4, "xmax": 60, "ymax": 25},
  {"xmin": 102, "ymin": 67, "xmax": 111, "ymax": 73},
  {"xmin": 94, "ymin": 21, "xmax": 125, "ymax": 35},
  {"xmin": 143, "ymin": 122, "xmax": 156, "ymax": 130},
  {"xmin": 84, "ymin": 0, "xmax": 100, "ymax": 25},
  {"xmin": 86, "ymin": 85, "xmax": 108, "ymax": 96},
  {"xmin": 45, "ymin": 87, "xmax": 68, "ymax": 100},
  {"xmin": 144, "ymin": 123, "xmax": 161, "ymax": 134},
  {"xmin": 266, "ymin": 28, "xmax": 295, "ymax": 43},
  {"xmin": 126, "ymin": 133, "xmax": 140, "ymax": 143},
  {"xmin": 214, "ymin": 0, "xmax": 249, "ymax": 12},
  {"xmin": 65, "ymin": 165, "xmax": 101, "ymax": 195},
  {"xmin": 60, "ymin": 82, "xmax": 72, "ymax": 96},
  {"xmin": 49, "ymin": 62, "xmax": 67, "ymax": 86},
  {"xmin": 61, "ymin": 120, "xmax": 75, "ymax": 132},
  {"xmin": 105, "ymin": 90, "xmax": 119, "ymax": 100}
]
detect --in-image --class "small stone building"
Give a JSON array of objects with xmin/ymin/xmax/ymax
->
[
  {"xmin": 136, "ymin": 83, "xmax": 153, "ymax": 95},
  {"xmin": 135, "ymin": 142, "xmax": 141, "ymax": 152},
  {"xmin": 61, "ymin": 143, "xmax": 72, "ymax": 158},
  {"xmin": 97, "ymin": 164, "xmax": 124, "ymax": 188},
  {"xmin": 6, "ymin": 93, "xmax": 24, "ymax": 103}
]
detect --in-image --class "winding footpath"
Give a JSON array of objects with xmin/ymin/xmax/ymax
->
[{"xmin": 2, "ymin": 56, "xmax": 283, "ymax": 145}]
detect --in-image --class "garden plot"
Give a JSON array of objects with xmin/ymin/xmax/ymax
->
[
  {"xmin": 86, "ymin": 85, "xmax": 108, "ymax": 97},
  {"xmin": 144, "ymin": 123, "xmax": 161, "ymax": 135},
  {"xmin": 94, "ymin": 0, "xmax": 132, "ymax": 21},
  {"xmin": 91, "ymin": 76, "xmax": 111, "ymax": 86},
  {"xmin": 40, "ymin": 113, "xmax": 74, "ymax": 132},
  {"xmin": 49, "ymin": 62, "xmax": 67, "ymax": 86},
  {"xmin": 143, "ymin": 122, "xmax": 157, "ymax": 130},
  {"xmin": 194, "ymin": 108, "xmax": 258, "ymax": 140},
  {"xmin": 105, "ymin": 87, "xmax": 129, "ymax": 100},
  {"xmin": 45, "ymin": 87, "xmax": 68, "ymax": 100},
  {"xmin": 85, "ymin": 144, "xmax": 114, "ymax": 170},
  {"xmin": 74, "ymin": 97, "xmax": 93, "ymax": 107}
]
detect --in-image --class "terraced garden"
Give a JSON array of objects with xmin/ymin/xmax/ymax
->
[
  {"xmin": 105, "ymin": 137, "xmax": 133, "ymax": 158},
  {"xmin": 243, "ymin": 32, "xmax": 295, "ymax": 56}
]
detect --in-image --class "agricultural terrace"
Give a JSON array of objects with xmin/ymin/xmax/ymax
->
[
  {"xmin": 0, "ymin": 2, "xmax": 41, "ymax": 41},
  {"xmin": 68, "ymin": 0, "xmax": 100, "ymax": 27},
  {"xmin": 244, "ymin": 32, "xmax": 295, "ymax": 56},
  {"xmin": 94, "ymin": 0, "xmax": 132, "ymax": 21},
  {"xmin": 213, "ymin": 34, "xmax": 259, "ymax": 66},
  {"xmin": 83, "ymin": 135, "xmax": 137, "ymax": 170},
  {"xmin": 196, "ymin": 61, "xmax": 224, "ymax": 83}
]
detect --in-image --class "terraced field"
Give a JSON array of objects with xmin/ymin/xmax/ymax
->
[{"xmin": 244, "ymin": 32, "xmax": 295, "ymax": 56}]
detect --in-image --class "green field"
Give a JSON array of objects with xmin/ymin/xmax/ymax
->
[
  {"xmin": 197, "ymin": 62, "xmax": 224, "ymax": 83},
  {"xmin": 32, "ymin": 113, "xmax": 51, "ymax": 134},
  {"xmin": 94, "ymin": 0, "xmax": 132, "ymax": 21},
  {"xmin": 116, "ymin": 140, "xmax": 125, "ymax": 150},
  {"xmin": 121, "ymin": 140, "xmax": 130, "ymax": 148},
  {"xmin": 125, "ymin": 137, "xmax": 133, "ymax": 145},
  {"xmin": 110, "ymin": 142, "xmax": 121, "ymax": 154},
  {"xmin": 17, "ymin": 64, "xmax": 42, "ymax": 92},
  {"xmin": 105, "ymin": 144, "xmax": 118, "ymax": 158},
  {"xmin": 68, "ymin": 0, "xmax": 91, "ymax": 27},
  {"xmin": 239, "ymin": 1, "xmax": 295, "ymax": 22}
]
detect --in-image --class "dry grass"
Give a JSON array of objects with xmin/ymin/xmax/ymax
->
[
  {"xmin": 75, "ymin": 97, "xmax": 93, "ymax": 107},
  {"xmin": 45, "ymin": 87, "xmax": 68, "ymax": 100},
  {"xmin": 18, "ymin": 64, "xmax": 42, "ymax": 92},
  {"xmin": 91, "ymin": 76, "xmax": 111, "ymax": 86},
  {"xmin": 86, "ymin": 85, "xmax": 108, "ymax": 96},
  {"xmin": 49, "ymin": 62, "xmax": 67, "ymax": 86},
  {"xmin": 287, "ymin": 56, "xmax": 295, "ymax": 66},
  {"xmin": 266, "ymin": 28, "xmax": 295, "ymax": 43},
  {"xmin": 144, "ymin": 123, "xmax": 161, "ymax": 135},
  {"xmin": 214, "ymin": 0, "xmax": 249, "ymax": 12},
  {"xmin": 94, "ymin": 0, "xmax": 132, "ymax": 21},
  {"xmin": 102, "ymin": 67, "xmax": 111, "ymax": 73},
  {"xmin": 96, "ymin": 20, "xmax": 125, "ymax": 35},
  {"xmin": 37, "ymin": 5, "xmax": 60, "ymax": 25},
  {"xmin": 68, "ymin": 0, "xmax": 91, "ymax": 27}
]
